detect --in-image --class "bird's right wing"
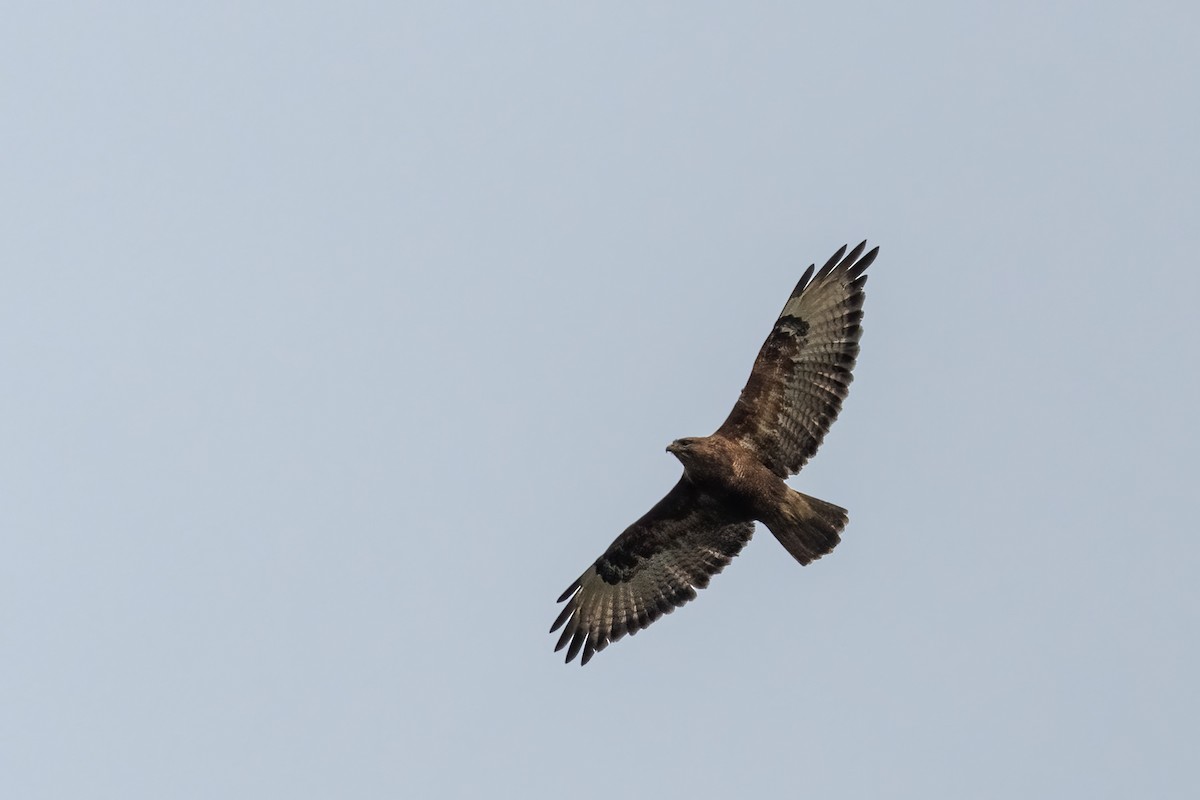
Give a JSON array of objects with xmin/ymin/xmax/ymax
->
[{"xmin": 551, "ymin": 479, "xmax": 754, "ymax": 666}]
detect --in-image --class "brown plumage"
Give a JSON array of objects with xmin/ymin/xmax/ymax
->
[{"xmin": 551, "ymin": 241, "xmax": 879, "ymax": 665}]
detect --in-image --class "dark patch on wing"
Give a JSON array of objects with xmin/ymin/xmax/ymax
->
[
  {"xmin": 776, "ymin": 315, "xmax": 810, "ymax": 337},
  {"xmin": 551, "ymin": 479, "xmax": 754, "ymax": 665},
  {"xmin": 716, "ymin": 241, "xmax": 878, "ymax": 477}
]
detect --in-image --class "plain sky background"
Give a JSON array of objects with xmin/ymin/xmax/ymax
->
[{"xmin": 3, "ymin": 2, "xmax": 1198, "ymax": 798}]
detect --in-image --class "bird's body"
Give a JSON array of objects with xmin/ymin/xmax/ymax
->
[
  {"xmin": 669, "ymin": 436, "xmax": 775, "ymax": 513},
  {"xmin": 552, "ymin": 242, "xmax": 879, "ymax": 665}
]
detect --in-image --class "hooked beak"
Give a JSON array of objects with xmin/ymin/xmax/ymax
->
[{"xmin": 666, "ymin": 442, "xmax": 679, "ymax": 455}]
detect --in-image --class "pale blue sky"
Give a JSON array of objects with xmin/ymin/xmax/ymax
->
[{"xmin": 3, "ymin": 3, "xmax": 1198, "ymax": 798}]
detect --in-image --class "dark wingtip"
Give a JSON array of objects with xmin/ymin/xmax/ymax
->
[
  {"xmin": 565, "ymin": 629, "xmax": 587, "ymax": 663},
  {"xmin": 556, "ymin": 580, "xmax": 581, "ymax": 604},
  {"xmin": 840, "ymin": 240, "xmax": 867, "ymax": 268},
  {"xmin": 549, "ymin": 602, "xmax": 575, "ymax": 634},
  {"xmin": 846, "ymin": 243, "xmax": 880, "ymax": 281},
  {"xmin": 554, "ymin": 621, "xmax": 575, "ymax": 652},
  {"xmin": 790, "ymin": 264, "xmax": 816, "ymax": 297},
  {"xmin": 856, "ymin": 243, "xmax": 879, "ymax": 267},
  {"xmin": 816, "ymin": 244, "xmax": 849, "ymax": 279}
]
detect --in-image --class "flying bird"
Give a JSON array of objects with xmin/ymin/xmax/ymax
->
[{"xmin": 551, "ymin": 241, "xmax": 879, "ymax": 665}]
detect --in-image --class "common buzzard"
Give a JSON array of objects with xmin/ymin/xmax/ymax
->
[{"xmin": 551, "ymin": 241, "xmax": 879, "ymax": 665}]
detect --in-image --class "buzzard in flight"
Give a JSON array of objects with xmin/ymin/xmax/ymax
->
[{"xmin": 551, "ymin": 241, "xmax": 879, "ymax": 665}]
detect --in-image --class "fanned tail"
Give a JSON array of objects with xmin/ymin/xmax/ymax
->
[{"xmin": 764, "ymin": 490, "xmax": 847, "ymax": 565}]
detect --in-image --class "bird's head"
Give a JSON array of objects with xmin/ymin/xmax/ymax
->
[{"xmin": 666, "ymin": 437, "xmax": 699, "ymax": 463}]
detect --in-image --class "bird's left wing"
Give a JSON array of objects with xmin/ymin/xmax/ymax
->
[
  {"xmin": 716, "ymin": 241, "xmax": 878, "ymax": 477},
  {"xmin": 551, "ymin": 479, "xmax": 754, "ymax": 665}
]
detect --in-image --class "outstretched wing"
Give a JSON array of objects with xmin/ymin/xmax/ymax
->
[
  {"xmin": 551, "ymin": 479, "xmax": 754, "ymax": 666},
  {"xmin": 716, "ymin": 241, "xmax": 878, "ymax": 478}
]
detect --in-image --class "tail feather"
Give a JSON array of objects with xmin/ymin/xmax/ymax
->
[{"xmin": 766, "ymin": 490, "xmax": 848, "ymax": 565}]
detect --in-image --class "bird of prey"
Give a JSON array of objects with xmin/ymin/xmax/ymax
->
[{"xmin": 551, "ymin": 241, "xmax": 879, "ymax": 665}]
